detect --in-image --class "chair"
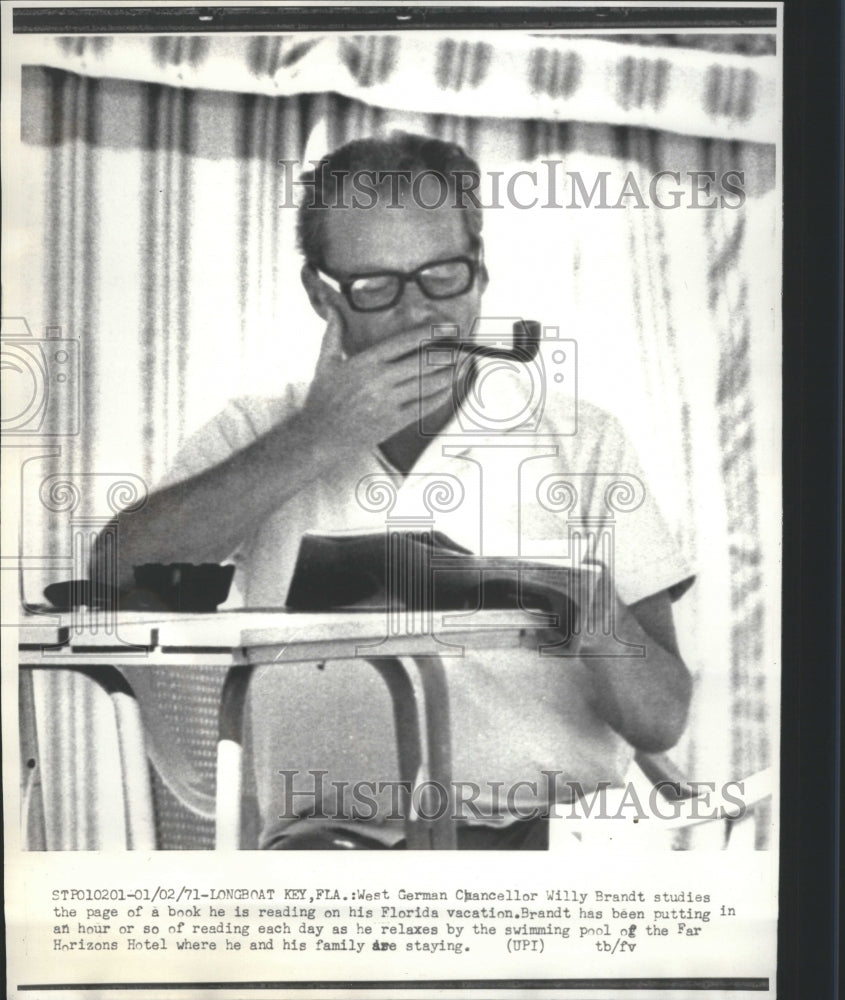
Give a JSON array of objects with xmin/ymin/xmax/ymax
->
[
  {"xmin": 21, "ymin": 639, "xmax": 774, "ymax": 851},
  {"xmin": 20, "ymin": 640, "xmax": 455, "ymax": 850}
]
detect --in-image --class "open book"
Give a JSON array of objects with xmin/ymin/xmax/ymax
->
[{"xmin": 285, "ymin": 529, "xmax": 602, "ymax": 638}]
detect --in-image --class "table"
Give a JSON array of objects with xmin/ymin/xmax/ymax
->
[{"xmin": 18, "ymin": 608, "xmax": 553, "ymax": 850}]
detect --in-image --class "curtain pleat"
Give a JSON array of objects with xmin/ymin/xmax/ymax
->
[
  {"xmin": 709, "ymin": 140, "xmax": 768, "ymax": 784},
  {"xmin": 33, "ymin": 70, "xmax": 127, "ymax": 850},
  {"xmin": 18, "ymin": 61, "xmax": 777, "ymax": 848},
  {"xmin": 140, "ymin": 85, "xmax": 194, "ymax": 478}
]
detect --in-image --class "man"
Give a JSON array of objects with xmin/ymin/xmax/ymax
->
[{"xmin": 97, "ymin": 132, "xmax": 693, "ymax": 849}]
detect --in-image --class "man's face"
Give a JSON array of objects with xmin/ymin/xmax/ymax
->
[{"xmin": 305, "ymin": 179, "xmax": 485, "ymax": 357}]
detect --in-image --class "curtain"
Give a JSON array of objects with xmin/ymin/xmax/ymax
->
[
  {"xmin": 27, "ymin": 32, "xmax": 777, "ymax": 141},
  {"xmin": 13, "ymin": 37, "xmax": 778, "ymax": 848}
]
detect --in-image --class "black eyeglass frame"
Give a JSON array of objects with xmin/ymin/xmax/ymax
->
[{"xmin": 310, "ymin": 242, "xmax": 484, "ymax": 313}]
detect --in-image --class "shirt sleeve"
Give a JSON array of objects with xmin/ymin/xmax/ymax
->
[
  {"xmin": 587, "ymin": 411, "xmax": 695, "ymax": 607},
  {"xmin": 157, "ymin": 390, "xmax": 304, "ymax": 490}
]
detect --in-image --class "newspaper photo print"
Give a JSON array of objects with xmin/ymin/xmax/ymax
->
[{"xmin": 2, "ymin": 3, "xmax": 782, "ymax": 997}]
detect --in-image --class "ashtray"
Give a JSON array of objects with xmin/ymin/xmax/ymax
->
[{"xmin": 132, "ymin": 563, "xmax": 235, "ymax": 612}]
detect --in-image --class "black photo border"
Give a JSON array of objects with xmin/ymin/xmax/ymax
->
[{"xmin": 779, "ymin": 0, "xmax": 842, "ymax": 998}]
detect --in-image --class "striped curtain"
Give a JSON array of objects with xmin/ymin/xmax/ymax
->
[{"xmin": 14, "ymin": 40, "xmax": 777, "ymax": 847}]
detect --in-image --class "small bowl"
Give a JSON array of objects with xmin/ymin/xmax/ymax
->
[{"xmin": 132, "ymin": 563, "xmax": 235, "ymax": 613}]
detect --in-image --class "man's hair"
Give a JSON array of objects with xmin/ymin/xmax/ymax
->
[{"xmin": 295, "ymin": 131, "xmax": 483, "ymax": 266}]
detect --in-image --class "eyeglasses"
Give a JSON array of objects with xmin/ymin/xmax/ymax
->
[{"xmin": 312, "ymin": 249, "xmax": 481, "ymax": 313}]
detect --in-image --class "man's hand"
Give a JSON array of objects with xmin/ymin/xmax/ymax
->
[
  {"xmin": 96, "ymin": 307, "xmax": 458, "ymax": 584},
  {"xmin": 300, "ymin": 307, "xmax": 455, "ymax": 453}
]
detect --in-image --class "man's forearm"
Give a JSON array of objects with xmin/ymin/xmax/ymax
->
[
  {"xmin": 91, "ymin": 409, "xmax": 341, "ymax": 590},
  {"xmin": 583, "ymin": 592, "xmax": 692, "ymax": 753}
]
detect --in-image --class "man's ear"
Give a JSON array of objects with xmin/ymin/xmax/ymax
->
[
  {"xmin": 474, "ymin": 236, "xmax": 490, "ymax": 293},
  {"xmin": 478, "ymin": 262, "xmax": 490, "ymax": 292},
  {"xmin": 301, "ymin": 264, "xmax": 329, "ymax": 321}
]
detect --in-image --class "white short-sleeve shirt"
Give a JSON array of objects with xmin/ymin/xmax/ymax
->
[{"xmin": 162, "ymin": 375, "xmax": 694, "ymax": 837}]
